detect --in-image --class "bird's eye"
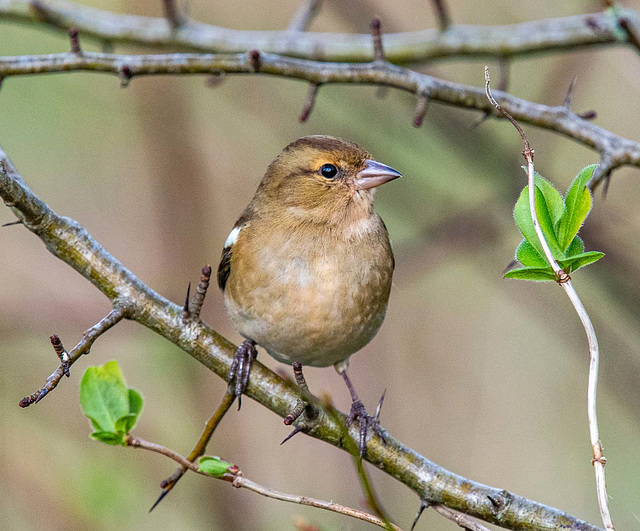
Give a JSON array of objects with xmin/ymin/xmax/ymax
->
[{"xmin": 320, "ymin": 164, "xmax": 338, "ymax": 179}]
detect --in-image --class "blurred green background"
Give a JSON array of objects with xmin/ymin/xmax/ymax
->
[{"xmin": 1, "ymin": 1, "xmax": 639, "ymax": 529}]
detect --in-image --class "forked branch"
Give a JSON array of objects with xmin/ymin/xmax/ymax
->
[{"xmin": 0, "ymin": 147, "xmax": 602, "ymax": 531}]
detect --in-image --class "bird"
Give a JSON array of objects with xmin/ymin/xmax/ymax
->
[{"xmin": 218, "ymin": 135, "xmax": 401, "ymax": 456}]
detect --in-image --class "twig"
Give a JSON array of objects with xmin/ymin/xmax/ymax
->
[
  {"xmin": 4, "ymin": 0, "xmax": 638, "ymax": 63},
  {"xmin": 430, "ymin": 0, "xmax": 451, "ymax": 32},
  {"xmin": 126, "ymin": 435, "xmax": 401, "ymax": 530},
  {"xmin": 0, "ymin": 147, "xmax": 604, "ymax": 530},
  {"xmin": 186, "ymin": 264, "xmax": 212, "ymax": 321},
  {"xmin": 162, "ymin": 0, "xmax": 185, "ymax": 29},
  {"xmin": 371, "ymin": 17, "xmax": 385, "ymax": 63},
  {"xmin": 287, "ymin": 0, "xmax": 322, "ymax": 33},
  {"xmin": 0, "ymin": 50, "xmax": 637, "ymax": 184},
  {"xmin": 19, "ymin": 307, "xmax": 127, "ymax": 407},
  {"xmin": 299, "ymin": 83, "xmax": 319, "ymax": 123},
  {"xmin": 68, "ymin": 27, "xmax": 80, "ymax": 54},
  {"xmin": 485, "ymin": 66, "xmax": 614, "ymax": 531}
]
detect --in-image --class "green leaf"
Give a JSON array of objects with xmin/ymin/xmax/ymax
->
[
  {"xmin": 115, "ymin": 389, "xmax": 143, "ymax": 434},
  {"xmin": 558, "ymin": 251, "xmax": 605, "ymax": 272},
  {"xmin": 513, "ymin": 181, "xmax": 565, "ymax": 261},
  {"xmin": 556, "ymin": 165, "xmax": 596, "ymax": 249},
  {"xmin": 504, "ymin": 266, "xmax": 557, "ymax": 281},
  {"xmin": 90, "ymin": 430, "xmax": 126, "ymax": 446},
  {"xmin": 515, "ymin": 240, "xmax": 547, "ymax": 267},
  {"xmin": 80, "ymin": 361, "xmax": 144, "ymax": 444},
  {"xmin": 80, "ymin": 361, "xmax": 130, "ymax": 434},
  {"xmin": 565, "ymin": 235, "xmax": 585, "ymax": 257},
  {"xmin": 532, "ymin": 172, "xmax": 564, "ymax": 225},
  {"xmin": 198, "ymin": 456, "xmax": 235, "ymax": 478}
]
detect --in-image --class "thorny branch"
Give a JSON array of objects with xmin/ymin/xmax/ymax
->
[
  {"xmin": 0, "ymin": 148, "xmax": 603, "ymax": 531},
  {"xmin": 0, "ymin": 49, "xmax": 638, "ymax": 186},
  {"xmin": 485, "ymin": 67, "xmax": 614, "ymax": 531},
  {"xmin": 1, "ymin": 0, "xmax": 639, "ymax": 63}
]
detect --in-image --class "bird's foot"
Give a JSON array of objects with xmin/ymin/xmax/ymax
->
[
  {"xmin": 227, "ymin": 339, "xmax": 257, "ymax": 410},
  {"xmin": 281, "ymin": 362, "xmax": 320, "ymax": 444},
  {"xmin": 347, "ymin": 391, "xmax": 387, "ymax": 459}
]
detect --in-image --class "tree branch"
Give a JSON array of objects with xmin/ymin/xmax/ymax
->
[
  {"xmin": 126, "ymin": 435, "xmax": 401, "ymax": 531},
  {"xmin": 0, "ymin": 49, "xmax": 638, "ymax": 182},
  {"xmin": 0, "ymin": 149, "xmax": 603, "ymax": 530},
  {"xmin": 1, "ymin": 0, "xmax": 639, "ymax": 63}
]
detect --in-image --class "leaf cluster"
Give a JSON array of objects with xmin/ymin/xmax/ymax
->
[{"xmin": 506, "ymin": 165, "xmax": 604, "ymax": 281}]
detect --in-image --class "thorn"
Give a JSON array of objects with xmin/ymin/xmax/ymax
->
[
  {"xmin": 411, "ymin": 499, "xmax": 430, "ymax": 531},
  {"xmin": 618, "ymin": 18, "xmax": 640, "ymax": 51},
  {"xmin": 119, "ymin": 65, "xmax": 133, "ymax": 87},
  {"xmin": 183, "ymin": 281, "xmax": 191, "ymax": 318},
  {"xmin": 374, "ymin": 389, "xmax": 386, "ymax": 423},
  {"xmin": 577, "ymin": 110, "xmax": 597, "ymax": 120},
  {"xmin": 249, "ymin": 50, "xmax": 261, "ymax": 72},
  {"xmin": 34, "ymin": 388, "xmax": 48, "ymax": 404},
  {"xmin": 2, "ymin": 220, "xmax": 22, "ymax": 227},
  {"xmin": 299, "ymin": 83, "xmax": 319, "ymax": 123},
  {"xmin": 149, "ymin": 489, "xmax": 170, "ymax": 512},
  {"xmin": 412, "ymin": 92, "xmax": 430, "ymax": 127},
  {"xmin": 563, "ymin": 76, "xmax": 578, "ymax": 110},
  {"xmin": 280, "ymin": 425, "xmax": 304, "ymax": 445},
  {"xmin": 68, "ymin": 27, "xmax": 81, "ymax": 54},
  {"xmin": 370, "ymin": 17, "xmax": 385, "ymax": 62},
  {"xmin": 430, "ymin": 0, "xmax": 451, "ymax": 32},
  {"xmin": 163, "ymin": 0, "xmax": 185, "ymax": 29}
]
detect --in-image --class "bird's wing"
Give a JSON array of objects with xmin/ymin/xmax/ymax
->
[{"xmin": 217, "ymin": 225, "xmax": 242, "ymax": 292}]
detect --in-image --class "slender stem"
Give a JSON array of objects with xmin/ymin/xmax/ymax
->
[
  {"xmin": 485, "ymin": 67, "xmax": 614, "ymax": 531},
  {"xmin": 126, "ymin": 435, "xmax": 401, "ymax": 530},
  {"xmin": 233, "ymin": 474, "xmax": 401, "ymax": 531}
]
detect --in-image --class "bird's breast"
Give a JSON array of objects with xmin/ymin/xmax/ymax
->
[{"xmin": 224, "ymin": 218, "xmax": 393, "ymax": 367}]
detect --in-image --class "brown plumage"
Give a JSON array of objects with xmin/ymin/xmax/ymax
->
[{"xmin": 219, "ymin": 135, "xmax": 401, "ymax": 454}]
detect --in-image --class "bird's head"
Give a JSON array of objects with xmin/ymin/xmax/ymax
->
[{"xmin": 253, "ymin": 135, "xmax": 401, "ymax": 226}]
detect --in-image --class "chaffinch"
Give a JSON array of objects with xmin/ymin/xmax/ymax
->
[{"xmin": 218, "ymin": 135, "xmax": 401, "ymax": 455}]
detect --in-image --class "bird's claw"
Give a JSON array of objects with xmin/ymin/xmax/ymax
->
[
  {"xmin": 347, "ymin": 397, "xmax": 385, "ymax": 458},
  {"xmin": 227, "ymin": 339, "xmax": 257, "ymax": 410}
]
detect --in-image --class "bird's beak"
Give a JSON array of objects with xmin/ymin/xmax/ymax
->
[{"xmin": 354, "ymin": 159, "xmax": 402, "ymax": 190}]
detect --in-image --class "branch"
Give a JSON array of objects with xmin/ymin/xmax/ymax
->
[
  {"xmin": 126, "ymin": 435, "xmax": 401, "ymax": 530},
  {"xmin": 19, "ymin": 307, "xmax": 127, "ymax": 406},
  {"xmin": 0, "ymin": 49, "xmax": 638, "ymax": 183},
  {"xmin": 485, "ymin": 67, "xmax": 614, "ymax": 531},
  {"xmin": 1, "ymin": 0, "xmax": 639, "ymax": 63},
  {"xmin": 0, "ymin": 151, "xmax": 603, "ymax": 530}
]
